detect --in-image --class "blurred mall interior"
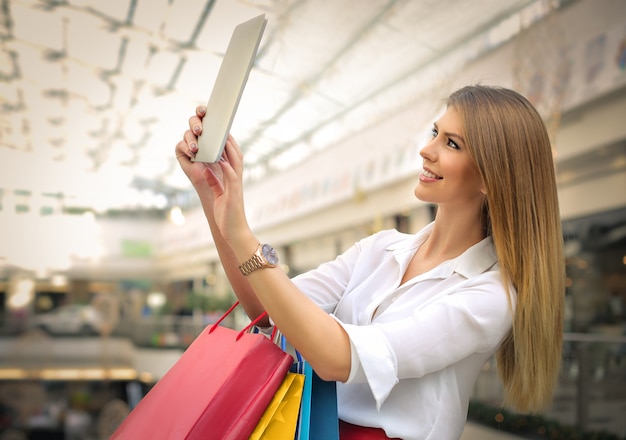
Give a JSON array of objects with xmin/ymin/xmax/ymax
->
[{"xmin": 0, "ymin": 0, "xmax": 625, "ymax": 438}]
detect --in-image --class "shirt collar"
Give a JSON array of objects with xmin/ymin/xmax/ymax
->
[{"xmin": 386, "ymin": 222, "xmax": 498, "ymax": 279}]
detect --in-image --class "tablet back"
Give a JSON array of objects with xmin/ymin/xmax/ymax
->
[{"xmin": 193, "ymin": 14, "xmax": 267, "ymax": 163}]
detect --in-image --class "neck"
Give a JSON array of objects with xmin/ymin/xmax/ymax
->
[{"xmin": 422, "ymin": 205, "xmax": 486, "ymax": 259}]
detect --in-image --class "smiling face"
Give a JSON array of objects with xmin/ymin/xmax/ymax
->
[{"xmin": 414, "ymin": 106, "xmax": 485, "ymax": 210}]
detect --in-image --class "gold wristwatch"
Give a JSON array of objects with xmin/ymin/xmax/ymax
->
[{"xmin": 238, "ymin": 243, "xmax": 279, "ymax": 276}]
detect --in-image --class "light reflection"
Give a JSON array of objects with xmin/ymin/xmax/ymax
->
[
  {"xmin": 169, "ymin": 205, "xmax": 186, "ymax": 226},
  {"xmin": 32, "ymin": 368, "xmax": 137, "ymax": 381},
  {"xmin": 8, "ymin": 278, "xmax": 34, "ymax": 310}
]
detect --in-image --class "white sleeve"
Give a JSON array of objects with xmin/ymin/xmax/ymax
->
[
  {"xmin": 290, "ymin": 241, "xmax": 361, "ymax": 313},
  {"xmin": 333, "ymin": 273, "xmax": 514, "ymax": 408}
]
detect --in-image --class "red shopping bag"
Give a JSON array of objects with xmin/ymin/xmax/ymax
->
[{"xmin": 111, "ymin": 302, "xmax": 293, "ymax": 440}]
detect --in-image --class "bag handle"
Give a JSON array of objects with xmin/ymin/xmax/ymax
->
[
  {"xmin": 274, "ymin": 329, "xmax": 303, "ymax": 363},
  {"xmin": 208, "ymin": 301, "xmax": 241, "ymax": 333},
  {"xmin": 208, "ymin": 300, "xmax": 273, "ymax": 341},
  {"xmin": 208, "ymin": 301, "xmax": 302, "ymax": 361},
  {"xmin": 237, "ymin": 311, "xmax": 270, "ymax": 340}
]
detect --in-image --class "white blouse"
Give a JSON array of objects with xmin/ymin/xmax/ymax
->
[{"xmin": 291, "ymin": 222, "xmax": 515, "ymax": 440}]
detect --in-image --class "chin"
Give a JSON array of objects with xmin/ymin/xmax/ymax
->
[{"xmin": 414, "ymin": 187, "xmax": 433, "ymax": 203}]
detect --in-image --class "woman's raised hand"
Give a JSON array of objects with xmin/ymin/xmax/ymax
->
[
  {"xmin": 175, "ymin": 106, "xmax": 223, "ymax": 191},
  {"xmin": 174, "ymin": 105, "xmax": 250, "ymax": 244}
]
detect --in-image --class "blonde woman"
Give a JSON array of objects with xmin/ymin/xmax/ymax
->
[{"xmin": 175, "ymin": 84, "xmax": 565, "ymax": 439}]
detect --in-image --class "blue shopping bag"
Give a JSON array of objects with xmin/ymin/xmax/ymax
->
[{"xmin": 290, "ymin": 351, "xmax": 339, "ymax": 440}]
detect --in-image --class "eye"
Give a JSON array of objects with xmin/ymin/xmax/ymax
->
[
  {"xmin": 447, "ymin": 139, "xmax": 460, "ymax": 150},
  {"xmin": 431, "ymin": 127, "xmax": 460, "ymax": 150}
]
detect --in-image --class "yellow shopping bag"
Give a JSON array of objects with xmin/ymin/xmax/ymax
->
[{"xmin": 250, "ymin": 372, "xmax": 305, "ymax": 439}]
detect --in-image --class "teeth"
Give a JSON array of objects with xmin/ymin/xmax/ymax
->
[{"xmin": 423, "ymin": 170, "xmax": 441, "ymax": 179}]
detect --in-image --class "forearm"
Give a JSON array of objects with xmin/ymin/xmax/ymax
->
[
  {"xmin": 197, "ymin": 190, "xmax": 267, "ymax": 324},
  {"xmin": 177, "ymin": 116, "xmax": 267, "ymax": 323},
  {"xmin": 209, "ymin": 213, "xmax": 352, "ymax": 380},
  {"xmin": 182, "ymin": 135, "xmax": 351, "ymax": 380},
  {"xmin": 230, "ymin": 233, "xmax": 352, "ymax": 382}
]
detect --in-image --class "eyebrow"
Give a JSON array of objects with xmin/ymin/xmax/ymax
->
[{"xmin": 433, "ymin": 121, "xmax": 466, "ymax": 146}]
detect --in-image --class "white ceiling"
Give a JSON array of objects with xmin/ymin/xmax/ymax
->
[{"xmin": 0, "ymin": 0, "xmax": 562, "ymax": 216}]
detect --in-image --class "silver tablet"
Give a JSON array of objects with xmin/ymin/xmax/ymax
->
[{"xmin": 193, "ymin": 14, "xmax": 267, "ymax": 163}]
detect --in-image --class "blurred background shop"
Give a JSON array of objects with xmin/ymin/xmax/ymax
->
[{"xmin": 0, "ymin": 0, "xmax": 625, "ymax": 438}]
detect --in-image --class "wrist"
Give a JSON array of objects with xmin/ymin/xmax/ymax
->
[
  {"xmin": 238, "ymin": 243, "xmax": 280, "ymax": 276},
  {"xmin": 228, "ymin": 232, "xmax": 259, "ymax": 263}
]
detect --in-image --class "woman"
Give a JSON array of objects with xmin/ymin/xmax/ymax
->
[{"xmin": 175, "ymin": 85, "xmax": 565, "ymax": 439}]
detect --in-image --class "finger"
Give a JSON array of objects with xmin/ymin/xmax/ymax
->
[
  {"xmin": 177, "ymin": 130, "xmax": 197, "ymax": 159},
  {"xmin": 223, "ymin": 136, "xmax": 243, "ymax": 175},
  {"xmin": 189, "ymin": 114, "xmax": 203, "ymax": 136},
  {"xmin": 218, "ymin": 156, "xmax": 238, "ymax": 189},
  {"xmin": 184, "ymin": 128, "xmax": 198, "ymax": 150},
  {"xmin": 175, "ymin": 130, "xmax": 197, "ymax": 159},
  {"xmin": 205, "ymin": 165, "xmax": 225, "ymax": 195},
  {"xmin": 196, "ymin": 105, "xmax": 206, "ymax": 118},
  {"xmin": 175, "ymin": 139, "xmax": 192, "ymax": 161},
  {"xmin": 226, "ymin": 134, "xmax": 243, "ymax": 161}
]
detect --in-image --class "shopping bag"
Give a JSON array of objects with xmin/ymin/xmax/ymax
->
[
  {"xmin": 291, "ymin": 352, "xmax": 339, "ymax": 440},
  {"xmin": 249, "ymin": 372, "xmax": 305, "ymax": 439},
  {"xmin": 111, "ymin": 302, "xmax": 293, "ymax": 440}
]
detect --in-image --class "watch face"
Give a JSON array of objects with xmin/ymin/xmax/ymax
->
[{"xmin": 261, "ymin": 244, "xmax": 279, "ymax": 265}]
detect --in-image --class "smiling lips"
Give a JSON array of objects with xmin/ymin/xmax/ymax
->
[{"xmin": 421, "ymin": 168, "xmax": 442, "ymax": 180}]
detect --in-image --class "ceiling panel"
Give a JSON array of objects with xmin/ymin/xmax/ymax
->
[{"xmin": 0, "ymin": 0, "xmax": 562, "ymax": 216}]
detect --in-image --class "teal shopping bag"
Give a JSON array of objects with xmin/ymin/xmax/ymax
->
[{"xmin": 290, "ymin": 352, "xmax": 339, "ymax": 440}]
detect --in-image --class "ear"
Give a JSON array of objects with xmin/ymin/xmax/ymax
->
[{"xmin": 479, "ymin": 179, "xmax": 487, "ymax": 195}]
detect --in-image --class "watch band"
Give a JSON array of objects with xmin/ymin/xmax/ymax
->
[
  {"xmin": 238, "ymin": 243, "xmax": 277, "ymax": 276},
  {"xmin": 239, "ymin": 252, "xmax": 265, "ymax": 276}
]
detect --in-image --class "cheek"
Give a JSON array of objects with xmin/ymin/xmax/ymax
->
[{"xmin": 455, "ymin": 163, "xmax": 483, "ymax": 191}]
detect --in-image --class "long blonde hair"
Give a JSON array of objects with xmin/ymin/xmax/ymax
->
[{"xmin": 448, "ymin": 85, "xmax": 565, "ymax": 412}]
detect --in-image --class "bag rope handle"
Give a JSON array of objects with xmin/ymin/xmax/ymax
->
[
  {"xmin": 208, "ymin": 300, "xmax": 277, "ymax": 342},
  {"xmin": 236, "ymin": 311, "xmax": 270, "ymax": 340},
  {"xmin": 208, "ymin": 301, "xmax": 241, "ymax": 333}
]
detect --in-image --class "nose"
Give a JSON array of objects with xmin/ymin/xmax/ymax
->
[{"xmin": 420, "ymin": 137, "xmax": 437, "ymax": 162}]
